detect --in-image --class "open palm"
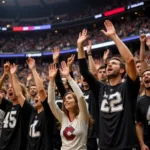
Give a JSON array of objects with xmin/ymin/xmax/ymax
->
[
  {"xmin": 10, "ymin": 64, "xmax": 18, "ymax": 74},
  {"xmin": 60, "ymin": 61, "xmax": 69, "ymax": 77},
  {"xmin": 67, "ymin": 54, "xmax": 75, "ymax": 66},
  {"xmin": 49, "ymin": 64, "xmax": 58, "ymax": 79},
  {"xmin": 53, "ymin": 47, "xmax": 60, "ymax": 61},
  {"xmin": 101, "ymin": 20, "xmax": 116, "ymax": 38},
  {"xmin": 86, "ymin": 40, "xmax": 92, "ymax": 54},
  {"xmin": 77, "ymin": 29, "xmax": 89, "ymax": 45},
  {"xmin": 26, "ymin": 57, "xmax": 36, "ymax": 70}
]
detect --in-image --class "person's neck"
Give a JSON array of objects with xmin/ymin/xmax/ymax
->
[
  {"xmin": 146, "ymin": 90, "xmax": 150, "ymax": 97},
  {"xmin": 109, "ymin": 76, "xmax": 122, "ymax": 86},
  {"xmin": 37, "ymin": 106, "xmax": 43, "ymax": 114},
  {"xmin": 83, "ymin": 85, "xmax": 89, "ymax": 91},
  {"xmin": 12, "ymin": 99, "xmax": 19, "ymax": 105},
  {"xmin": 68, "ymin": 111, "xmax": 75, "ymax": 122}
]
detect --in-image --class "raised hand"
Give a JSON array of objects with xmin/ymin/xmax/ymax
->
[
  {"xmin": 27, "ymin": 73, "xmax": 32, "ymax": 81},
  {"xmin": 86, "ymin": 40, "xmax": 92, "ymax": 54},
  {"xmin": 101, "ymin": 20, "xmax": 116, "ymax": 38},
  {"xmin": 103, "ymin": 49, "xmax": 110, "ymax": 61},
  {"xmin": 77, "ymin": 29, "xmax": 89, "ymax": 46},
  {"xmin": 60, "ymin": 61, "xmax": 70, "ymax": 77},
  {"xmin": 48, "ymin": 63, "xmax": 58, "ymax": 80},
  {"xmin": 26, "ymin": 57, "xmax": 36, "ymax": 70},
  {"xmin": 4, "ymin": 61, "xmax": 10, "ymax": 75},
  {"xmin": 67, "ymin": 54, "xmax": 75, "ymax": 67},
  {"xmin": 141, "ymin": 144, "xmax": 149, "ymax": 150},
  {"xmin": 10, "ymin": 63, "xmax": 18, "ymax": 75},
  {"xmin": 140, "ymin": 34, "xmax": 146, "ymax": 43},
  {"xmin": 53, "ymin": 47, "xmax": 60, "ymax": 63}
]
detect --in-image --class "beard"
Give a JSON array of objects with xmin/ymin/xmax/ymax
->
[{"xmin": 107, "ymin": 70, "xmax": 119, "ymax": 79}]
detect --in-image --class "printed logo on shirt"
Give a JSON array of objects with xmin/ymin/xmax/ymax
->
[
  {"xmin": 3, "ymin": 111, "xmax": 17, "ymax": 128},
  {"xmin": 63, "ymin": 126, "xmax": 76, "ymax": 141},
  {"xmin": 146, "ymin": 106, "xmax": 150, "ymax": 125},
  {"xmin": 29, "ymin": 120, "xmax": 41, "ymax": 138},
  {"xmin": 101, "ymin": 92, "xmax": 123, "ymax": 113}
]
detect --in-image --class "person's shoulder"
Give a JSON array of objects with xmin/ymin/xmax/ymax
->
[{"xmin": 137, "ymin": 95, "xmax": 148, "ymax": 104}]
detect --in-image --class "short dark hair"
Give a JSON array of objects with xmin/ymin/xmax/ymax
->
[
  {"xmin": 142, "ymin": 68, "xmax": 150, "ymax": 77},
  {"xmin": 98, "ymin": 65, "xmax": 106, "ymax": 71},
  {"xmin": 109, "ymin": 57, "xmax": 126, "ymax": 78},
  {"xmin": 135, "ymin": 60, "xmax": 141, "ymax": 64},
  {"xmin": 29, "ymin": 84, "xmax": 36, "ymax": 89}
]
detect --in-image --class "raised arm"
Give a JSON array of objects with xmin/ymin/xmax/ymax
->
[
  {"xmin": 103, "ymin": 49, "xmax": 110, "ymax": 66},
  {"xmin": 139, "ymin": 34, "xmax": 148, "ymax": 73},
  {"xmin": 53, "ymin": 47, "xmax": 66, "ymax": 97},
  {"xmin": 77, "ymin": 29, "xmax": 101, "ymax": 99},
  {"xmin": 10, "ymin": 64, "xmax": 25, "ymax": 107},
  {"xmin": 60, "ymin": 61, "xmax": 89, "ymax": 122},
  {"xmin": 101, "ymin": 20, "xmax": 137, "ymax": 81},
  {"xmin": 86, "ymin": 40, "xmax": 98, "ymax": 78},
  {"xmin": 0, "ymin": 62, "xmax": 10, "ymax": 89},
  {"xmin": 48, "ymin": 63, "xmax": 63, "ymax": 123},
  {"xmin": 67, "ymin": 54, "xmax": 75, "ymax": 78},
  {"xmin": 27, "ymin": 57, "xmax": 46, "ymax": 102}
]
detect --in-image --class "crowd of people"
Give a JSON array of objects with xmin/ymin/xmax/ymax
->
[
  {"xmin": 0, "ymin": 20, "xmax": 150, "ymax": 150},
  {"xmin": 0, "ymin": 15, "xmax": 150, "ymax": 53}
]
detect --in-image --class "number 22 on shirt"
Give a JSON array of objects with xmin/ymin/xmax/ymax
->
[{"xmin": 3, "ymin": 111, "xmax": 17, "ymax": 128}]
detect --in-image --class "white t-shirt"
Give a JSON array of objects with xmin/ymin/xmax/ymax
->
[{"xmin": 48, "ymin": 77, "xmax": 89, "ymax": 150}]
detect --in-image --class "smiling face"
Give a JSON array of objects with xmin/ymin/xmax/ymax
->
[
  {"xmin": 106, "ymin": 59, "xmax": 125, "ymax": 79},
  {"xmin": 7, "ymin": 84, "xmax": 17, "ymax": 101},
  {"xmin": 63, "ymin": 93, "xmax": 76, "ymax": 112},
  {"xmin": 142, "ymin": 71, "xmax": 150, "ymax": 90}
]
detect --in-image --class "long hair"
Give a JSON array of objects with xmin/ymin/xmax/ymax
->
[
  {"xmin": 62, "ymin": 92, "xmax": 94, "ymax": 128},
  {"xmin": 19, "ymin": 83, "xmax": 29, "ymax": 100}
]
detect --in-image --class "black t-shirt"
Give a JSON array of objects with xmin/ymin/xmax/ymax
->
[
  {"xmin": 27, "ymin": 98, "xmax": 54, "ymax": 150},
  {"xmin": 79, "ymin": 58, "xmax": 140, "ymax": 149},
  {"xmin": 83, "ymin": 89, "xmax": 99, "ymax": 138},
  {"xmin": 0, "ymin": 99, "xmax": 33, "ymax": 150},
  {"xmin": 52, "ymin": 95, "xmax": 62, "ymax": 149},
  {"xmin": 136, "ymin": 95, "xmax": 150, "ymax": 146}
]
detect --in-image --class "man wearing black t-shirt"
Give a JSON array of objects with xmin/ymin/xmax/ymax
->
[
  {"xmin": 81, "ymin": 76, "xmax": 99, "ymax": 150},
  {"xmin": 77, "ymin": 20, "xmax": 140, "ymax": 150},
  {"xmin": 0, "ymin": 63, "xmax": 33, "ymax": 150},
  {"xmin": 136, "ymin": 68, "xmax": 150, "ymax": 150}
]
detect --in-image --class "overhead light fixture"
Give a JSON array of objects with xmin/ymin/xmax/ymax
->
[
  {"xmin": 57, "ymin": 17, "xmax": 59, "ymax": 20},
  {"xmin": 2, "ymin": 1, "xmax": 5, "ymax": 3},
  {"xmin": 6, "ymin": 24, "xmax": 10, "ymax": 28}
]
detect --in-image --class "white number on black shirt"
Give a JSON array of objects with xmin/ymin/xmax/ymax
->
[
  {"xmin": 101, "ymin": 92, "xmax": 123, "ymax": 113},
  {"xmin": 29, "ymin": 120, "xmax": 40, "ymax": 138},
  {"xmin": 3, "ymin": 111, "xmax": 17, "ymax": 128}
]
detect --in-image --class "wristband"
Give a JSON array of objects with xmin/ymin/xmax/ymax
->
[{"xmin": 87, "ymin": 53, "xmax": 92, "ymax": 56}]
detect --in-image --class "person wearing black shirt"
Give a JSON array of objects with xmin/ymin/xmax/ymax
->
[
  {"xmin": 136, "ymin": 68, "xmax": 150, "ymax": 150},
  {"xmin": 0, "ymin": 63, "xmax": 33, "ymax": 150},
  {"xmin": 81, "ymin": 76, "xmax": 99, "ymax": 150},
  {"xmin": 26, "ymin": 57, "xmax": 54, "ymax": 150},
  {"xmin": 77, "ymin": 20, "xmax": 140, "ymax": 149}
]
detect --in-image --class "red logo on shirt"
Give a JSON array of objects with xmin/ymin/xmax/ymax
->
[{"xmin": 63, "ymin": 126, "xmax": 76, "ymax": 141}]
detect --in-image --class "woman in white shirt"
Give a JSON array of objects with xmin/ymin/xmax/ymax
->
[{"xmin": 48, "ymin": 61, "xmax": 92, "ymax": 150}]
